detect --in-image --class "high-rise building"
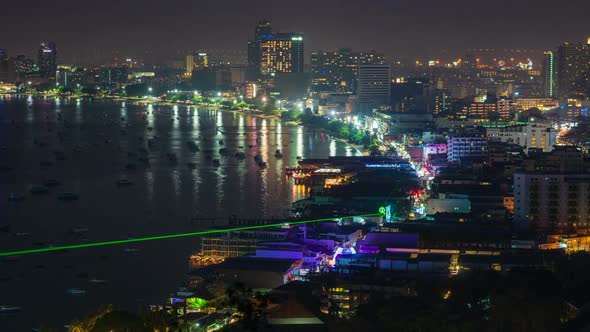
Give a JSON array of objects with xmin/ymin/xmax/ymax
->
[
  {"xmin": 357, "ymin": 64, "xmax": 390, "ymax": 112},
  {"xmin": 260, "ymin": 33, "xmax": 304, "ymax": 75},
  {"xmin": 447, "ymin": 136, "xmax": 488, "ymax": 163},
  {"xmin": 247, "ymin": 20, "xmax": 272, "ymax": 80},
  {"xmin": 195, "ymin": 53, "xmax": 209, "ymax": 69},
  {"xmin": 14, "ymin": 55, "xmax": 34, "ymax": 81},
  {"xmin": 514, "ymin": 146, "xmax": 590, "ymax": 235},
  {"xmin": 542, "ymin": 51, "xmax": 557, "ymax": 98},
  {"xmin": 37, "ymin": 41, "xmax": 57, "ymax": 79},
  {"xmin": 557, "ymin": 40, "xmax": 590, "ymax": 98},
  {"xmin": 310, "ymin": 49, "xmax": 385, "ymax": 93},
  {"xmin": 0, "ymin": 51, "xmax": 16, "ymax": 83},
  {"xmin": 185, "ymin": 54, "xmax": 194, "ymax": 76},
  {"xmin": 246, "ymin": 20, "xmax": 303, "ymax": 77}
]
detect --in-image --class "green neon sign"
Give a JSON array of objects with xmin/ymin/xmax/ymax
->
[
  {"xmin": 0, "ymin": 213, "xmax": 380, "ymax": 257},
  {"xmin": 378, "ymin": 207, "xmax": 386, "ymax": 215}
]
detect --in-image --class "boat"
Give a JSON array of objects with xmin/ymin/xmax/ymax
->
[
  {"xmin": 212, "ymin": 159, "xmax": 221, "ymax": 167},
  {"xmin": 123, "ymin": 248, "xmax": 140, "ymax": 254},
  {"xmin": 44, "ymin": 179, "xmax": 61, "ymax": 187},
  {"xmin": 30, "ymin": 186, "xmax": 49, "ymax": 195},
  {"xmin": 0, "ymin": 305, "xmax": 21, "ymax": 313},
  {"xmin": 8, "ymin": 193, "xmax": 25, "ymax": 202},
  {"xmin": 186, "ymin": 141, "xmax": 199, "ymax": 152},
  {"xmin": 254, "ymin": 154, "xmax": 263, "ymax": 163},
  {"xmin": 70, "ymin": 227, "xmax": 89, "ymax": 234},
  {"xmin": 254, "ymin": 154, "xmax": 266, "ymax": 167},
  {"xmin": 89, "ymin": 278, "xmax": 108, "ymax": 284},
  {"xmin": 116, "ymin": 178, "xmax": 133, "ymax": 186},
  {"xmin": 58, "ymin": 193, "xmax": 79, "ymax": 201},
  {"xmin": 275, "ymin": 149, "xmax": 283, "ymax": 158},
  {"xmin": 66, "ymin": 288, "xmax": 86, "ymax": 295}
]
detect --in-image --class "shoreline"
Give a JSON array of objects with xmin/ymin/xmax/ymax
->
[{"xmin": 1, "ymin": 92, "xmax": 366, "ymax": 155}]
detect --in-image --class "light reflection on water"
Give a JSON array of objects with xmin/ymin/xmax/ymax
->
[{"xmin": 0, "ymin": 96, "xmax": 361, "ymax": 330}]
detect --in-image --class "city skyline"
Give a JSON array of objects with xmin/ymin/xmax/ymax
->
[{"xmin": 2, "ymin": 0, "xmax": 590, "ymax": 64}]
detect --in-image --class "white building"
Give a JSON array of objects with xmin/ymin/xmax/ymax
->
[
  {"xmin": 486, "ymin": 122, "xmax": 557, "ymax": 152},
  {"xmin": 447, "ymin": 136, "xmax": 488, "ymax": 162}
]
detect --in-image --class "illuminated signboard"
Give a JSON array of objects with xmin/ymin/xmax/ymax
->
[{"xmin": 365, "ymin": 164, "xmax": 409, "ymax": 168}]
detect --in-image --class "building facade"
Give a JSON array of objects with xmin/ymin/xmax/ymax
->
[
  {"xmin": 310, "ymin": 49, "xmax": 385, "ymax": 94},
  {"xmin": 447, "ymin": 136, "xmax": 488, "ymax": 162},
  {"xmin": 557, "ymin": 40, "xmax": 590, "ymax": 98},
  {"xmin": 357, "ymin": 64, "xmax": 390, "ymax": 112},
  {"xmin": 259, "ymin": 33, "xmax": 304, "ymax": 75},
  {"xmin": 486, "ymin": 122, "xmax": 557, "ymax": 152},
  {"xmin": 37, "ymin": 41, "xmax": 57, "ymax": 80}
]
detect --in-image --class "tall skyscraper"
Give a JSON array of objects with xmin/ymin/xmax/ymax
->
[
  {"xmin": 557, "ymin": 40, "xmax": 590, "ymax": 98},
  {"xmin": 357, "ymin": 64, "xmax": 391, "ymax": 112},
  {"xmin": 185, "ymin": 54, "xmax": 194, "ymax": 76},
  {"xmin": 311, "ymin": 49, "xmax": 385, "ymax": 94},
  {"xmin": 195, "ymin": 53, "xmax": 209, "ymax": 69},
  {"xmin": 541, "ymin": 51, "xmax": 557, "ymax": 98},
  {"xmin": 37, "ymin": 41, "xmax": 57, "ymax": 79},
  {"xmin": 247, "ymin": 20, "xmax": 272, "ymax": 80},
  {"xmin": 259, "ymin": 33, "xmax": 304, "ymax": 75},
  {"xmin": 246, "ymin": 20, "xmax": 303, "ymax": 78}
]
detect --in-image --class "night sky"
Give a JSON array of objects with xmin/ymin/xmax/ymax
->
[{"xmin": 2, "ymin": 0, "xmax": 589, "ymax": 64}]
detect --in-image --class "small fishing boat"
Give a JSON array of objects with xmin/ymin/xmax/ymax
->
[
  {"xmin": 66, "ymin": 288, "xmax": 86, "ymax": 295},
  {"xmin": 0, "ymin": 305, "xmax": 21, "ymax": 313}
]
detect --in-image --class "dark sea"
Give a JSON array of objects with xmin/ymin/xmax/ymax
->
[{"xmin": 0, "ymin": 95, "xmax": 360, "ymax": 331}]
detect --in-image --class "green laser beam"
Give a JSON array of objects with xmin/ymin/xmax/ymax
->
[{"xmin": 0, "ymin": 213, "xmax": 382, "ymax": 257}]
